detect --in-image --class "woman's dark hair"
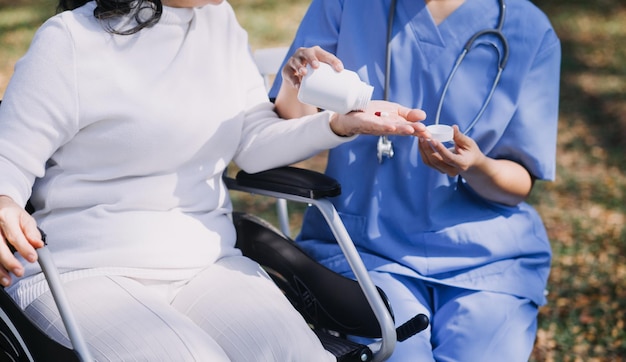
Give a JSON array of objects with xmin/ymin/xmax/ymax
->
[{"xmin": 57, "ymin": 0, "xmax": 163, "ymax": 35}]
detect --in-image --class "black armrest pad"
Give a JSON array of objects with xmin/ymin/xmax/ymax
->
[{"xmin": 235, "ymin": 166, "xmax": 341, "ymax": 199}]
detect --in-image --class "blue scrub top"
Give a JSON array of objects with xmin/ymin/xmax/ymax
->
[{"xmin": 270, "ymin": 0, "xmax": 561, "ymax": 305}]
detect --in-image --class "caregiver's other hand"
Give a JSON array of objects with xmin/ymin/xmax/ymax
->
[
  {"xmin": 419, "ymin": 125, "xmax": 534, "ymax": 206},
  {"xmin": 419, "ymin": 125, "xmax": 484, "ymax": 177},
  {"xmin": 281, "ymin": 45, "xmax": 343, "ymax": 89}
]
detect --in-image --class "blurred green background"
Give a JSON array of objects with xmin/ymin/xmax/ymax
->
[{"xmin": 1, "ymin": 0, "xmax": 625, "ymax": 361}]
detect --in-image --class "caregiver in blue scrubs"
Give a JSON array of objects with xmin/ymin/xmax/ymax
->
[{"xmin": 271, "ymin": 0, "xmax": 561, "ymax": 360}]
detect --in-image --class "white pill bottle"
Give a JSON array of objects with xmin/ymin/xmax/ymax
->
[{"xmin": 298, "ymin": 63, "xmax": 374, "ymax": 114}]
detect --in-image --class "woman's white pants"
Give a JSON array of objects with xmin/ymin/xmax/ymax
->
[{"xmin": 24, "ymin": 255, "xmax": 334, "ymax": 361}]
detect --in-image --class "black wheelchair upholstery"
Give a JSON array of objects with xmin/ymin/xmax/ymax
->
[
  {"xmin": 234, "ymin": 211, "xmax": 391, "ymax": 339},
  {"xmin": 234, "ymin": 212, "xmax": 379, "ymax": 362}
]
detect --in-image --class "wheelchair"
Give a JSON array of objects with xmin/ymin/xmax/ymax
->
[{"xmin": 0, "ymin": 164, "xmax": 428, "ymax": 362}]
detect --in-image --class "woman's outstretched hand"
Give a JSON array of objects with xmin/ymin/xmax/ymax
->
[
  {"xmin": 330, "ymin": 100, "xmax": 429, "ymax": 138},
  {"xmin": 0, "ymin": 196, "xmax": 44, "ymax": 287}
]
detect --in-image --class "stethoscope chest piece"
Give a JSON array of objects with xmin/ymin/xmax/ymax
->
[{"xmin": 377, "ymin": 135, "xmax": 394, "ymax": 163}]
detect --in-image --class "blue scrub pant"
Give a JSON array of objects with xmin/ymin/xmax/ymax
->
[{"xmin": 356, "ymin": 271, "xmax": 539, "ymax": 362}]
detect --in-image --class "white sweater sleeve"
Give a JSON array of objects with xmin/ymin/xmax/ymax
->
[
  {"xmin": 0, "ymin": 16, "xmax": 79, "ymax": 206},
  {"xmin": 234, "ymin": 105, "xmax": 351, "ymax": 174},
  {"xmin": 232, "ymin": 39, "xmax": 354, "ymax": 174}
]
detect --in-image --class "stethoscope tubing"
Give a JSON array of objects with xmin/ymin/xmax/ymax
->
[
  {"xmin": 378, "ymin": 0, "xmax": 509, "ymax": 162},
  {"xmin": 434, "ymin": 0, "xmax": 509, "ymax": 134},
  {"xmin": 378, "ymin": 0, "xmax": 397, "ymax": 160}
]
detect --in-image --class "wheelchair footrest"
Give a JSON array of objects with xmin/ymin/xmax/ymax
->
[{"xmin": 314, "ymin": 329, "xmax": 373, "ymax": 362}]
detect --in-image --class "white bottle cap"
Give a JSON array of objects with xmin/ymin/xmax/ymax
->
[{"xmin": 427, "ymin": 124, "xmax": 454, "ymax": 143}]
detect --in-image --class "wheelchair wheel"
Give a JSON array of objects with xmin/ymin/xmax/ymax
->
[{"xmin": 0, "ymin": 308, "xmax": 33, "ymax": 362}]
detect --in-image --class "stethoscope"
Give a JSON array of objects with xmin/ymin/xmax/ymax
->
[{"xmin": 377, "ymin": 0, "xmax": 510, "ymax": 163}]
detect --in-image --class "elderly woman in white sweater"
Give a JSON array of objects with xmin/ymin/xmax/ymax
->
[{"xmin": 0, "ymin": 0, "xmax": 429, "ymax": 360}]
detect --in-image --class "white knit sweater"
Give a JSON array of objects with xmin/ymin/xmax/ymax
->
[{"xmin": 0, "ymin": 1, "xmax": 349, "ymax": 306}]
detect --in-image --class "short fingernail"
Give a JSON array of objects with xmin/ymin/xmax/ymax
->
[{"xmin": 1, "ymin": 277, "xmax": 9, "ymax": 286}]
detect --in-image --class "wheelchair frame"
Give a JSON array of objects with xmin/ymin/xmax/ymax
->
[{"xmin": 227, "ymin": 167, "xmax": 398, "ymax": 361}]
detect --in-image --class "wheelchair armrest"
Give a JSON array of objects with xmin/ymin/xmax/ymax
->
[
  {"xmin": 228, "ymin": 165, "xmax": 401, "ymax": 360},
  {"xmin": 226, "ymin": 166, "xmax": 341, "ymax": 199}
]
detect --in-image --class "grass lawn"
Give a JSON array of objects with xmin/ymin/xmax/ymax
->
[{"xmin": 1, "ymin": 0, "xmax": 625, "ymax": 360}]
